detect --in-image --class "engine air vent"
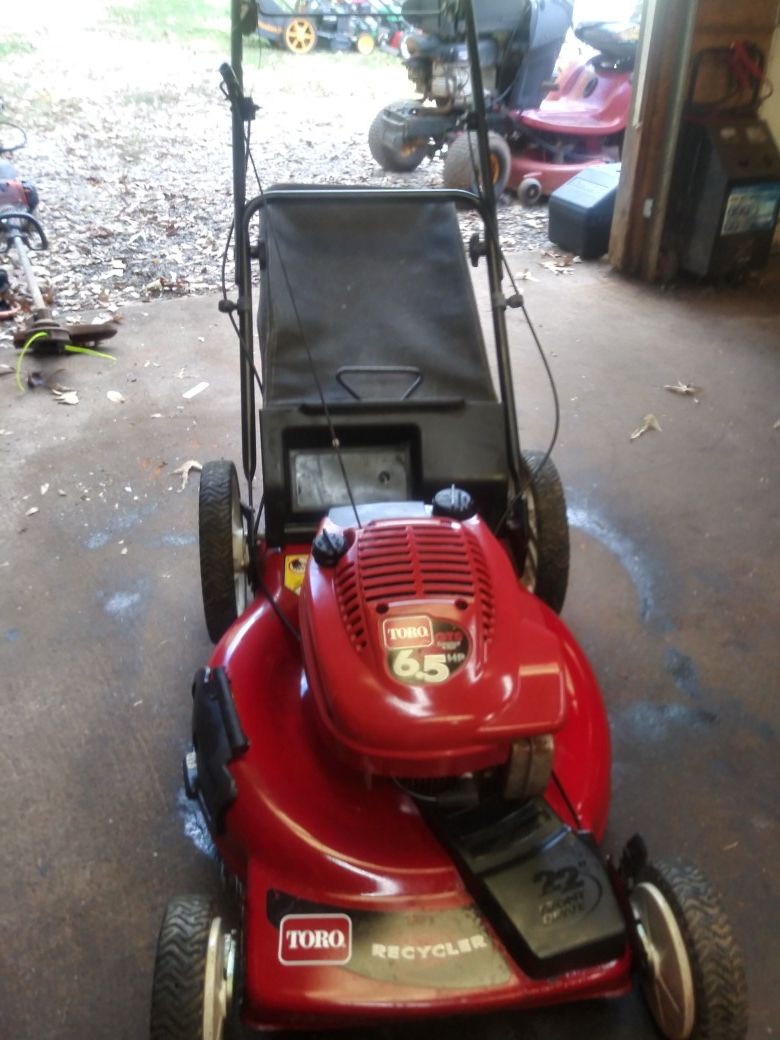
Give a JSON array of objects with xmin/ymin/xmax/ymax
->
[
  {"xmin": 357, "ymin": 522, "xmax": 495, "ymax": 644},
  {"xmin": 334, "ymin": 556, "xmax": 368, "ymax": 652}
]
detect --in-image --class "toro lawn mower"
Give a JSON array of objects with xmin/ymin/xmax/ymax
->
[{"xmin": 149, "ymin": 3, "xmax": 749, "ymax": 1038}]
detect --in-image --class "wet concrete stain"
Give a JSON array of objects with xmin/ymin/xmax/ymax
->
[
  {"xmin": 160, "ymin": 533, "xmax": 197, "ymax": 547},
  {"xmin": 98, "ymin": 579, "xmax": 151, "ymax": 620},
  {"xmin": 177, "ymin": 788, "xmax": 216, "ymax": 858},
  {"xmin": 83, "ymin": 504, "xmax": 158, "ymax": 550},
  {"xmin": 665, "ymin": 647, "xmax": 703, "ymax": 700},
  {"xmin": 614, "ymin": 700, "xmax": 718, "ymax": 742},
  {"xmin": 567, "ymin": 502, "xmax": 667, "ymax": 627}
]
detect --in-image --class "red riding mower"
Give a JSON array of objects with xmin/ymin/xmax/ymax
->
[{"xmin": 149, "ymin": 3, "xmax": 748, "ymax": 1038}]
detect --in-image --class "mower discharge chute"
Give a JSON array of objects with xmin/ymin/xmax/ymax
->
[{"xmin": 149, "ymin": 3, "xmax": 748, "ymax": 1039}]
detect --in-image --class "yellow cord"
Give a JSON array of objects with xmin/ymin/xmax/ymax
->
[
  {"xmin": 15, "ymin": 331, "xmax": 48, "ymax": 391},
  {"xmin": 14, "ymin": 336, "xmax": 116, "ymax": 391}
]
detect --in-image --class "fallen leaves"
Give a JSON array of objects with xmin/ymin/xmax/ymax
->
[
  {"xmin": 172, "ymin": 459, "xmax": 202, "ymax": 491},
  {"xmin": 52, "ymin": 389, "xmax": 79, "ymax": 405},
  {"xmin": 630, "ymin": 414, "xmax": 662, "ymax": 441}
]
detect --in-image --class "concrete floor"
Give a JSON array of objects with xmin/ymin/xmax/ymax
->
[{"xmin": 1, "ymin": 254, "xmax": 778, "ymax": 1040}]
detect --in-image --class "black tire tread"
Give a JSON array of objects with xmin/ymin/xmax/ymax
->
[
  {"xmin": 638, "ymin": 860, "xmax": 748, "ymax": 1040},
  {"xmin": 150, "ymin": 894, "xmax": 213, "ymax": 1040},
  {"xmin": 368, "ymin": 108, "xmax": 426, "ymax": 172},
  {"xmin": 522, "ymin": 449, "xmax": 570, "ymax": 614},
  {"xmin": 442, "ymin": 131, "xmax": 511, "ymax": 195},
  {"xmin": 199, "ymin": 460, "xmax": 240, "ymax": 644}
]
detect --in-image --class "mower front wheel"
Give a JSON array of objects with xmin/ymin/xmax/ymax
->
[
  {"xmin": 631, "ymin": 861, "xmax": 748, "ymax": 1040},
  {"xmin": 443, "ymin": 131, "xmax": 511, "ymax": 196},
  {"xmin": 150, "ymin": 895, "xmax": 239, "ymax": 1040},
  {"xmin": 199, "ymin": 460, "xmax": 250, "ymax": 644},
  {"xmin": 511, "ymin": 450, "xmax": 569, "ymax": 614},
  {"xmin": 368, "ymin": 108, "xmax": 427, "ymax": 172}
]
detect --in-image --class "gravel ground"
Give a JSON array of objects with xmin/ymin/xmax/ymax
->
[{"xmin": 0, "ymin": 22, "xmax": 552, "ymax": 346}]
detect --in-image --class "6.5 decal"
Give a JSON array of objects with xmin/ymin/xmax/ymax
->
[{"xmin": 384, "ymin": 616, "xmax": 470, "ymax": 686}]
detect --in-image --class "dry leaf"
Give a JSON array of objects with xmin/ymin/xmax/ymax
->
[
  {"xmin": 107, "ymin": 390, "xmax": 126, "ymax": 404},
  {"xmin": 172, "ymin": 459, "xmax": 203, "ymax": 491},
  {"xmin": 664, "ymin": 381, "xmax": 701, "ymax": 396},
  {"xmin": 630, "ymin": 414, "xmax": 662, "ymax": 441},
  {"xmin": 52, "ymin": 389, "xmax": 79, "ymax": 406}
]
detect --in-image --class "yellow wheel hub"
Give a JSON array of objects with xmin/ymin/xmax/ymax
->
[{"xmin": 285, "ymin": 18, "xmax": 316, "ymax": 53}]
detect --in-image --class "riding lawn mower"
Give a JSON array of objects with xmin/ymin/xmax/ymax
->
[
  {"xmin": 369, "ymin": 0, "xmax": 636, "ymax": 203},
  {"xmin": 149, "ymin": 2, "xmax": 749, "ymax": 1038}
]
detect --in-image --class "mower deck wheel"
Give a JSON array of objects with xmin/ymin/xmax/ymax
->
[
  {"xmin": 368, "ymin": 108, "xmax": 427, "ymax": 172},
  {"xmin": 199, "ymin": 460, "xmax": 250, "ymax": 644},
  {"xmin": 517, "ymin": 176, "xmax": 543, "ymax": 206},
  {"xmin": 150, "ymin": 895, "xmax": 238, "ymax": 1040},
  {"xmin": 442, "ymin": 131, "xmax": 512, "ymax": 197},
  {"xmin": 515, "ymin": 449, "xmax": 569, "ymax": 614},
  {"xmin": 631, "ymin": 861, "xmax": 748, "ymax": 1040}
]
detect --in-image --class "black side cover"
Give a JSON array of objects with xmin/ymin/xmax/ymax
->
[
  {"xmin": 425, "ymin": 798, "xmax": 626, "ymax": 978},
  {"xmin": 191, "ymin": 667, "xmax": 248, "ymax": 834}
]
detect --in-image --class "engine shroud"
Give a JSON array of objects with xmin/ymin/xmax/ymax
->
[{"xmin": 300, "ymin": 513, "xmax": 567, "ymax": 778}]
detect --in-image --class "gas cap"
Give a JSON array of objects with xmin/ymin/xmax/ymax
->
[
  {"xmin": 432, "ymin": 486, "xmax": 476, "ymax": 520},
  {"xmin": 311, "ymin": 527, "xmax": 349, "ymax": 567}
]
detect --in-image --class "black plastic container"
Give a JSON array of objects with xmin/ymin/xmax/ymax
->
[{"xmin": 548, "ymin": 164, "xmax": 622, "ymax": 259}]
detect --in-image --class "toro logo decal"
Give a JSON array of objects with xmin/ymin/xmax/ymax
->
[
  {"xmin": 385, "ymin": 616, "xmax": 470, "ymax": 686},
  {"xmin": 382, "ymin": 615, "xmax": 433, "ymax": 650},
  {"xmin": 278, "ymin": 914, "xmax": 352, "ymax": 966}
]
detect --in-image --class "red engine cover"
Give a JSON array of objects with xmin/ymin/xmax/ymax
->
[{"xmin": 300, "ymin": 514, "xmax": 568, "ymax": 777}]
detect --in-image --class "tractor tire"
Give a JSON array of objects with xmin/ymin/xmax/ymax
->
[
  {"xmin": 368, "ymin": 108, "xmax": 427, "ymax": 172},
  {"xmin": 199, "ymin": 460, "xmax": 250, "ymax": 644},
  {"xmin": 443, "ymin": 131, "xmax": 511, "ymax": 196},
  {"xmin": 631, "ymin": 861, "xmax": 748, "ymax": 1040},
  {"xmin": 510, "ymin": 450, "xmax": 569, "ymax": 614},
  {"xmin": 150, "ymin": 895, "xmax": 240, "ymax": 1040},
  {"xmin": 283, "ymin": 17, "xmax": 317, "ymax": 53}
]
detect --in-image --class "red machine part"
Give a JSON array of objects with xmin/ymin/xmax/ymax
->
[
  {"xmin": 208, "ymin": 542, "xmax": 621, "ymax": 1027},
  {"xmin": 507, "ymin": 64, "xmax": 632, "ymax": 196},
  {"xmin": 300, "ymin": 515, "xmax": 568, "ymax": 778}
]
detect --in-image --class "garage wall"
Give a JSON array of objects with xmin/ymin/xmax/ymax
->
[{"xmin": 610, "ymin": 0, "xmax": 780, "ymax": 278}]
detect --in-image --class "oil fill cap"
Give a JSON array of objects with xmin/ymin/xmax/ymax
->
[
  {"xmin": 312, "ymin": 528, "xmax": 349, "ymax": 567},
  {"xmin": 432, "ymin": 486, "xmax": 476, "ymax": 520}
]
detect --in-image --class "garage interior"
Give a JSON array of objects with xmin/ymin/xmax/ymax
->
[{"xmin": 1, "ymin": 0, "xmax": 779, "ymax": 1038}]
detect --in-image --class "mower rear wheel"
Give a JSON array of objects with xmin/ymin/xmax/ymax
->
[
  {"xmin": 284, "ymin": 17, "xmax": 317, "ymax": 53},
  {"xmin": 443, "ymin": 131, "xmax": 511, "ymax": 196},
  {"xmin": 150, "ymin": 895, "xmax": 238, "ymax": 1040},
  {"xmin": 631, "ymin": 861, "xmax": 748, "ymax": 1040},
  {"xmin": 514, "ymin": 450, "xmax": 569, "ymax": 614},
  {"xmin": 355, "ymin": 31, "xmax": 376, "ymax": 55},
  {"xmin": 368, "ymin": 109, "xmax": 427, "ymax": 172},
  {"xmin": 199, "ymin": 460, "xmax": 250, "ymax": 644}
]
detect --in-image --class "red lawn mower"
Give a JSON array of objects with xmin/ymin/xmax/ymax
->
[{"xmin": 149, "ymin": 2, "xmax": 748, "ymax": 1038}]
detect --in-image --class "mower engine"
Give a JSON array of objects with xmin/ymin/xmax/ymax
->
[
  {"xmin": 0, "ymin": 160, "xmax": 39, "ymax": 219},
  {"xmin": 300, "ymin": 508, "xmax": 564, "ymax": 808},
  {"xmin": 405, "ymin": 37, "xmax": 499, "ymax": 107}
]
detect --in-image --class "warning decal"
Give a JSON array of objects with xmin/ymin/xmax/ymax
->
[{"xmin": 284, "ymin": 554, "xmax": 308, "ymax": 596}]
